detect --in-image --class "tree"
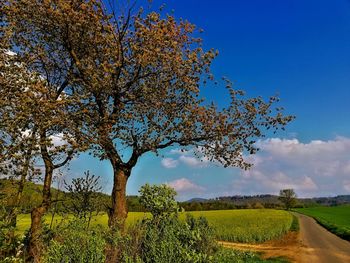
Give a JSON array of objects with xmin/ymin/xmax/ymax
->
[
  {"xmin": 0, "ymin": 49, "xmax": 41, "ymax": 228},
  {"xmin": 64, "ymin": 171, "xmax": 102, "ymax": 228},
  {"xmin": 1, "ymin": 19, "xmax": 85, "ymax": 262},
  {"xmin": 279, "ymin": 189, "xmax": 297, "ymax": 210},
  {"xmin": 3, "ymin": 0, "xmax": 293, "ymax": 239},
  {"xmin": 139, "ymin": 184, "xmax": 179, "ymax": 220},
  {"xmin": 138, "ymin": 184, "xmax": 217, "ymax": 262}
]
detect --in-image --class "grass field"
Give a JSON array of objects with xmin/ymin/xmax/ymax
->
[
  {"xmin": 295, "ymin": 205, "xmax": 350, "ymax": 241},
  {"xmin": 17, "ymin": 209, "xmax": 293, "ymax": 243}
]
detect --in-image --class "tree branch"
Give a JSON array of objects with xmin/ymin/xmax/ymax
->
[{"xmin": 53, "ymin": 150, "xmax": 74, "ymax": 169}]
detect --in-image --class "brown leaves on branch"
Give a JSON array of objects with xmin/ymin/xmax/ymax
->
[{"xmin": 1, "ymin": 0, "xmax": 294, "ymax": 171}]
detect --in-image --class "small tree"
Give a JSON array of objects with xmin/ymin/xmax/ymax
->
[
  {"xmin": 279, "ymin": 189, "xmax": 297, "ymax": 210},
  {"xmin": 138, "ymin": 184, "xmax": 216, "ymax": 262},
  {"xmin": 0, "ymin": 49, "xmax": 83, "ymax": 260},
  {"xmin": 64, "ymin": 171, "xmax": 102, "ymax": 228},
  {"xmin": 139, "ymin": 184, "xmax": 179, "ymax": 220}
]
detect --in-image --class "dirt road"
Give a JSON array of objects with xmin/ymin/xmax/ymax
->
[
  {"xmin": 220, "ymin": 213, "xmax": 350, "ymax": 262},
  {"xmin": 297, "ymin": 213, "xmax": 350, "ymax": 263}
]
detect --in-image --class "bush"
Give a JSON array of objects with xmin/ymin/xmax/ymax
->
[
  {"xmin": 139, "ymin": 184, "xmax": 179, "ymax": 219},
  {"xmin": 0, "ymin": 205, "xmax": 25, "ymax": 262},
  {"xmin": 43, "ymin": 220, "xmax": 106, "ymax": 263},
  {"xmin": 138, "ymin": 184, "xmax": 217, "ymax": 263},
  {"xmin": 139, "ymin": 215, "xmax": 216, "ymax": 263}
]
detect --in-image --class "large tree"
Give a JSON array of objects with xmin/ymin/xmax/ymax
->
[{"xmin": 4, "ymin": 0, "xmax": 293, "ymax": 238}]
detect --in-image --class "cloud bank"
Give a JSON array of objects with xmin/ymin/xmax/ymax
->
[
  {"xmin": 161, "ymin": 137, "xmax": 350, "ymax": 198},
  {"xmin": 235, "ymin": 137, "xmax": 350, "ymax": 196},
  {"xmin": 161, "ymin": 149, "xmax": 210, "ymax": 168},
  {"xmin": 167, "ymin": 178, "xmax": 205, "ymax": 193}
]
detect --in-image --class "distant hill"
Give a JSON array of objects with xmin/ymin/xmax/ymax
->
[
  {"xmin": 186, "ymin": 198, "xmax": 208, "ymax": 203},
  {"xmin": 0, "ymin": 179, "xmax": 144, "ymax": 213},
  {"xmin": 0, "ymin": 178, "xmax": 66, "ymax": 212},
  {"xmin": 299, "ymin": 195, "xmax": 350, "ymax": 206}
]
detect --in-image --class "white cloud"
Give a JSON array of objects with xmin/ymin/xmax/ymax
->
[
  {"xmin": 179, "ymin": 155, "xmax": 210, "ymax": 168},
  {"xmin": 161, "ymin": 158, "xmax": 179, "ymax": 168},
  {"xmin": 237, "ymin": 137, "xmax": 350, "ymax": 196},
  {"xmin": 168, "ymin": 178, "xmax": 205, "ymax": 193},
  {"xmin": 163, "ymin": 148, "xmax": 211, "ymax": 168},
  {"xmin": 50, "ymin": 134, "xmax": 67, "ymax": 147},
  {"xmin": 169, "ymin": 148, "xmax": 191, "ymax": 155}
]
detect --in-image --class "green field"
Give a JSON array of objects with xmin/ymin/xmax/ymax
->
[
  {"xmin": 295, "ymin": 205, "xmax": 350, "ymax": 241},
  {"xmin": 17, "ymin": 209, "xmax": 293, "ymax": 243}
]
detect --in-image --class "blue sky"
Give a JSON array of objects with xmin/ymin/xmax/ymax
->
[{"xmin": 67, "ymin": 0, "xmax": 350, "ymax": 200}]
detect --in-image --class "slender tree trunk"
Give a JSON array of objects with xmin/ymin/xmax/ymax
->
[
  {"xmin": 8, "ymin": 160, "xmax": 29, "ymax": 227},
  {"xmin": 28, "ymin": 137, "xmax": 54, "ymax": 262},
  {"xmin": 8, "ymin": 131, "xmax": 36, "ymax": 227},
  {"xmin": 29, "ymin": 164, "xmax": 53, "ymax": 262},
  {"xmin": 49, "ymin": 204, "xmax": 56, "ymax": 230}
]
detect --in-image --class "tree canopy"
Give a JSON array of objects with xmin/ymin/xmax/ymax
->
[
  {"xmin": 2, "ymin": 1, "xmax": 293, "ymax": 259},
  {"xmin": 279, "ymin": 189, "xmax": 297, "ymax": 210}
]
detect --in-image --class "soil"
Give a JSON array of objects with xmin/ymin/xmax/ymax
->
[{"xmin": 219, "ymin": 213, "xmax": 350, "ymax": 263}]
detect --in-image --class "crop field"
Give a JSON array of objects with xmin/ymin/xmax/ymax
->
[
  {"xmin": 17, "ymin": 209, "xmax": 293, "ymax": 243},
  {"xmin": 186, "ymin": 209, "xmax": 293, "ymax": 243},
  {"xmin": 295, "ymin": 205, "xmax": 350, "ymax": 241},
  {"xmin": 16, "ymin": 212, "xmax": 149, "ymax": 234}
]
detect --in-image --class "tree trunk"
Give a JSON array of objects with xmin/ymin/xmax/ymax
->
[
  {"xmin": 108, "ymin": 166, "xmax": 130, "ymax": 229},
  {"xmin": 28, "ymin": 206, "xmax": 47, "ymax": 262},
  {"xmin": 105, "ymin": 165, "xmax": 130, "ymax": 263},
  {"xmin": 28, "ymin": 140, "xmax": 54, "ymax": 262}
]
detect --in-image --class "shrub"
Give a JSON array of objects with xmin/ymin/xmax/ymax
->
[
  {"xmin": 0, "ymin": 205, "xmax": 25, "ymax": 262},
  {"xmin": 140, "ymin": 215, "xmax": 216, "ymax": 263},
  {"xmin": 43, "ymin": 220, "xmax": 106, "ymax": 263},
  {"xmin": 139, "ymin": 184, "xmax": 179, "ymax": 219},
  {"xmin": 138, "ymin": 184, "xmax": 217, "ymax": 263}
]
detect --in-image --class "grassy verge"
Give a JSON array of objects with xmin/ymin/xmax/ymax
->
[
  {"xmin": 295, "ymin": 205, "xmax": 350, "ymax": 241},
  {"xmin": 289, "ymin": 214, "xmax": 299, "ymax": 232}
]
